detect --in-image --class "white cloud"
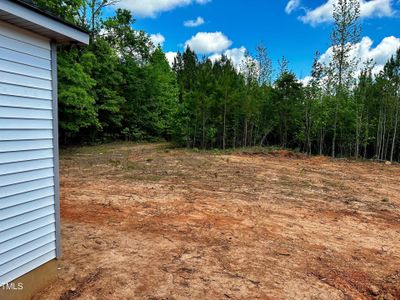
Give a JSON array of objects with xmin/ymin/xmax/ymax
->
[
  {"xmin": 166, "ymin": 47, "xmax": 246, "ymax": 70},
  {"xmin": 208, "ymin": 47, "xmax": 261, "ymax": 79},
  {"xmin": 299, "ymin": 0, "xmax": 394, "ymax": 25},
  {"xmin": 285, "ymin": 0, "xmax": 301, "ymax": 14},
  {"xmin": 165, "ymin": 51, "xmax": 178, "ymax": 66},
  {"xmin": 185, "ymin": 32, "xmax": 232, "ymax": 54},
  {"xmin": 209, "ymin": 47, "xmax": 248, "ymax": 69},
  {"xmin": 150, "ymin": 33, "xmax": 165, "ymax": 46},
  {"xmin": 184, "ymin": 16, "xmax": 205, "ymax": 27},
  {"xmin": 117, "ymin": 0, "xmax": 211, "ymax": 18},
  {"xmin": 317, "ymin": 36, "xmax": 400, "ymax": 77},
  {"xmin": 300, "ymin": 76, "xmax": 313, "ymax": 86}
]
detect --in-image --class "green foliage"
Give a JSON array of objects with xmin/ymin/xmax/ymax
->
[
  {"xmin": 146, "ymin": 47, "xmax": 179, "ymax": 137},
  {"xmin": 33, "ymin": 0, "xmax": 83, "ymax": 23},
  {"xmin": 58, "ymin": 48, "xmax": 98, "ymax": 139},
  {"xmin": 102, "ymin": 9, "xmax": 151, "ymax": 62},
  {"xmin": 35, "ymin": 1, "xmax": 400, "ymax": 161},
  {"xmin": 86, "ymin": 38, "xmax": 125, "ymax": 137},
  {"xmin": 272, "ymin": 71, "xmax": 303, "ymax": 147}
]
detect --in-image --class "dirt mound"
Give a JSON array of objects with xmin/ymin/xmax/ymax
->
[
  {"xmin": 269, "ymin": 149, "xmax": 308, "ymax": 159},
  {"xmin": 235, "ymin": 148, "xmax": 308, "ymax": 159}
]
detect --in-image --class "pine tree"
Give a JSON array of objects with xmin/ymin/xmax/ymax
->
[{"xmin": 329, "ymin": 0, "xmax": 361, "ymax": 157}]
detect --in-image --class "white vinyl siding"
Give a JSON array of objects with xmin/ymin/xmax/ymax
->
[
  {"xmin": 0, "ymin": 106, "xmax": 52, "ymax": 119},
  {"xmin": 0, "ymin": 119, "xmax": 53, "ymax": 130},
  {"xmin": 0, "ymin": 71, "xmax": 52, "ymax": 90},
  {"xmin": 0, "ymin": 223, "xmax": 56, "ymax": 254},
  {"xmin": 0, "ymin": 168, "xmax": 54, "ymax": 187},
  {"xmin": 0, "ymin": 21, "xmax": 57, "ymax": 286},
  {"xmin": 0, "ymin": 83, "xmax": 52, "ymax": 99},
  {"xmin": 0, "ymin": 159, "xmax": 54, "ymax": 175},
  {"xmin": 0, "ymin": 149, "xmax": 54, "ymax": 164},
  {"xmin": 0, "ymin": 59, "xmax": 52, "ymax": 80},
  {"xmin": 0, "ymin": 95, "xmax": 52, "ymax": 110},
  {"xmin": 0, "ymin": 130, "xmax": 53, "ymax": 141},
  {"xmin": 0, "ymin": 33, "xmax": 51, "ymax": 60},
  {"xmin": 0, "ymin": 47, "xmax": 51, "ymax": 69},
  {"xmin": 0, "ymin": 140, "xmax": 54, "ymax": 152}
]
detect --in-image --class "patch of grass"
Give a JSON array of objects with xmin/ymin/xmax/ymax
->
[
  {"xmin": 122, "ymin": 173, "xmax": 163, "ymax": 182},
  {"xmin": 322, "ymin": 178, "xmax": 345, "ymax": 189},
  {"xmin": 278, "ymin": 174, "xmax": 313, "ymax": 190},
  {"xmin": 155, "ymin": 143, "xmax": 176, "ymax": 151},
  {"xmin": 109, "ymin": 159, "xmax": 122, "ymax": 167},
  {"xmin": 126, "ymin": 161, "xmax": 147, "ymax": 171},
  {"xmin": 207, "ymin": 146, "xmax": 283, "ymax": 156}
]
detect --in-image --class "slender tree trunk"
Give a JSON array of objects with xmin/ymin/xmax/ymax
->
[
  {"xmin": 376, "ymin": 107, "xmax": 383, "ymax": 159},
  {"xmin": 249, "ymin": 123, "xmax": 254, "ymax": 147},
  {"xmin": 380, "ymin": 112, "xmax": 387, "ymax": 160},
  {"xmin": 283, "ymin": 113, "xmax": 288, "ymax": 148},
  {"xmin": 90, "ymin": 0, "xmax": 96, "ymax": 35},
  {"xmin": 233, "ymin": 122, "xmax": 237, "ymax": 149},
  {"xmin": 319, "ymin": 128, "xmax": 324, "ymax": 155},
  {"xmin": 363, "ymin": 115, "xmax": 369, "ymax": 159},
  {"xmin": 384, "ymin": 122, "xmax": 390, "ymax": 160},
  {"xmin": 305, "ymin": 106, "xmax": 310, "ymax": 154},
  {"xmin": 333, "ymin": 42, "xmax": 345, "ymax": 158},
  {"xmin": 332, "ymin": 101, "xmax": 339, "ymax": 158},
  {"xmin": 260, "ymin": 126, "xmax": 271, "ymax": 147},
  {"xmin": 253, "ymin": 124, "xmax": 259, "ymax": 146},
  {"xmin": 390, "ymin": 100, "xmax": 399, "ymax": 162},
  {"xmin": 355, "ymin": 105, "xmax": 362, "ymax": 159},
  {"xmin": 244, "ymin": 119, "xmax": 248, "ymax": 147},
  {"xmin": 193, "ymin": 121, "xmax": 197, "ymax": 148},
  {"xmin": 186, "ymin": 118, "xmax": 191, "ymax": 148},
  {"xmin": 202, "ymin": 106, "xmax": 206, "ymax": 149},
  {"xmin": 222, "ymin": 99, "xmax": 227, "ymax": 150}
]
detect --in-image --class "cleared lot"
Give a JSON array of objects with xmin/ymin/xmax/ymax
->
[{"xmin": 35, "ymin": 143, "xmax": 400, "ymax": 300}]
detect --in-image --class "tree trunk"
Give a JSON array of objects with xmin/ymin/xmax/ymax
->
[
  {"xmin": 202, "ymin": 107, "xmax": 206, "ymax": 149},
  {"xmin": 390, "ymin": 100, "xmax": 399, "ymax": 162},
  {"xmin": 222, "ymin": 100, "xmax": 227, "ymax": 150},
  {"xmin": 243, "ymin": 119, "xmax": 248, "ymax": 147},
  {"xmin": 332, "ymin": 101, "xmax": 339, "ymax": 158},
  {"xmin": 319, "ymin": 128, "xmax": 324, "ymax": 156}
]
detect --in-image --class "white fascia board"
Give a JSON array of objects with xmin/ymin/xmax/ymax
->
[{"xmin": 0, "ymin": 0, "xmax": 89, "ymax": 45}]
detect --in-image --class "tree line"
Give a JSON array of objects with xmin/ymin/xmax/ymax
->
[{"xmin": 34, "ymin": 0, "xmax": 400, "ymax": 161}]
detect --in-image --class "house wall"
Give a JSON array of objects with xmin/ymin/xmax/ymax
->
[{"xmin": 0, "ymin": 19, "xmax": 59, "ymax": 287}]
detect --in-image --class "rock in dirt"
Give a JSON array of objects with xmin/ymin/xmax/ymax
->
[
  {"xmin": 378, "ymin": 293, "xmax": 395, "ymax": 300},
  {"xmin": 368, "ymin": 285, "xmax": 380, "ymax": 296}
]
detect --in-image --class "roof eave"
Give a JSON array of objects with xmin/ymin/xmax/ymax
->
[{"xmin": 0, "ymin": 0, "xmax": 89, "ymax": 45}]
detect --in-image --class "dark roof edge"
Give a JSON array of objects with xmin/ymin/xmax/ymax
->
[{"xmin": 10, "ymin": 0, "xmax": 89, "ymax": 34}]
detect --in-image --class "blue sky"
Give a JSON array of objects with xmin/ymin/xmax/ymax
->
[{"xmin": 113, "ymin": 0, "xmax": 400, "ymax": 80}]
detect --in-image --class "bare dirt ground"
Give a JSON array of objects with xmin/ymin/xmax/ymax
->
[{"xmin": 34, "ymin": 143, "xmax": 400, "ymax": 300}]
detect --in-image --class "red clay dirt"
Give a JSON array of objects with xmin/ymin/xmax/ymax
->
[{"xmin": 34, "ymin": 143, "xmax": 400, "ymax": 300}]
